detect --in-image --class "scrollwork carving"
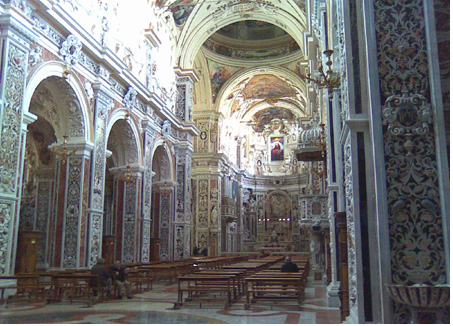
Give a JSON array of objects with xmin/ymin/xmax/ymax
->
[{"xmin": 383, "ymin": 94, "xmax": 432, "ymax": 137}]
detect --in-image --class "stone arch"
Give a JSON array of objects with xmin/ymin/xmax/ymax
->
[
  {"xmin": 177, "ymin": 1, "xmax": 307, "ymax": 69},
  {"xmin": 106, "ymin": 109, "xmax": 142, "ymax": 167},
  {"xmin": 24, "ymin": 61, "xmax": 91, "ymax": 142},
  {"xmin": 151, "ymin": 138, "xmax": 175, "ymax": 183}
]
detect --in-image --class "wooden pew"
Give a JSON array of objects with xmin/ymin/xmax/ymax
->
[
  {"xmin": 244, "ymin": 271, "xmax": 306, "ymax": 309},
  {"xmin": 193, "ymin": 269, "xmax": 247, "ymax": 298},
  {"xmin": 174, "ymin": 273, "xmax": 236, "ymax": 309}
]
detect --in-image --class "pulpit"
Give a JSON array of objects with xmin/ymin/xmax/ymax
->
[{"xmin": 16, "ymin": 231, "xmax": 42, "ymax": 273}]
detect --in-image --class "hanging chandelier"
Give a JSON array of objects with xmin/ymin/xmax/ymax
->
[
  {"xmin": 120, "ymin": 165, "xmax": 137, "ymax": 185},
  {"xmin": 51, "ymin": 135, "xmax": 76, "ymax": 164},
  {"xmin": 301, "ymin": 49, "xmax": 340, "ymax": 98}
]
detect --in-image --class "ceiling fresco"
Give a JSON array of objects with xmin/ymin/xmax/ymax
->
[
  {"xmin": 249, "ymin": 107, "xmax": 296, "ymax": 133},
  {"xmin": 241, "ymin": 74, "xmax": 296, "ymax": 100}
]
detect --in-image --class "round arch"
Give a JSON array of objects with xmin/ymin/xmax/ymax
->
[
  {"xmin": 106, "ymin": 108, "xmax": 143, "ymax": 167},
  {"xmin": 150, "ymin": 138, "xmax": 175, "ymax": 183},
  {"xmin": 24, "ymin": 61, "xmax": 92, "ymax": 142},
  {"xmin": 177, "ymin": 1, "xmax": 307, "ymax": 69}
]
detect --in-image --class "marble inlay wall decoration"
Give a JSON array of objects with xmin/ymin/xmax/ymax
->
[
  {"xmin": 62, "ymin": 157, "xmax": 84, "ymax": 268},
  {"xmin": 176, "ymin": 84, "xmax": 186, "ymax": 121},
  {"xmin": 87, "ymin": 89, "xmax": 110, "ymax": 267},
  {"xmin": 198, "ymin": 180, "xmax": 209, "ymax": 227},
  {"xmin": 141, "ymin": 219, "xmax": 150, "ymax": 261},
  {"xmin": 0, "ymin": 44, "xmax": 27, "ymax": 195},
  {"xmin": 141, "ymin": 131, "xmax": 155, "ymax": 262},
  {"xmin": 0, "ymin": 203, "xmax": 13, "ymax": 274},
  {"xmin": 174, "ymin": 225, "xmax": 184, "ymax": 260},
  {"xmin": 185, "ymin": 154, "xmax": 192, "ymax": 224},
  {"xmin": 122, "ymin": 179, "xmax": 138, "ymax": 262},
  {"xmin": 36, "ymin": 181, "xmax": 52, "ymax": 264},
  {"xmin": 374, "ymin": 0, "xmax": 446, "ymax": 289},
  {"xmin": 343, "ymin": 135, "xmax": 357, "ymax": 307},
  {"xmin": 175, "ymin": 151, "xmax": 186, "ymax": 222},
  {"xmin": 159, "ymin": 193, "xmax": 171, "ymax": 260}
]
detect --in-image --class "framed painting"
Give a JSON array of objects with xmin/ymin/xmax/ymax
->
[{"xmin": 270, "ymin": 137, "xmax": 284, "ymax": 161}]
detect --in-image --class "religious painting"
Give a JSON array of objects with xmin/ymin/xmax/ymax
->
[{"xmin": 270, "ymin": 137, "xmax": 284, "ymax": 161}]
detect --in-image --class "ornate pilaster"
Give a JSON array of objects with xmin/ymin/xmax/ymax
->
[
  {"xmin": 156, "ymin": 182, "xmax": 175, "ymax": 260},
  {"xmin": 175, "ymin": 70, "xmax": 197, "ymax": 122},
  {"xmin": 34, "ymin": 168, "xmax": 54, "ymax": 269},
  {"xmin": 371, "ymin": 0, "xmax": 449, "ymax": 323},
  {"xmin": 110, "ymin": 165, "xmax": 143, "ymax": 263},
  {"xmin": 0, "ymin": 12, "xmax": 38, "ymax": 275},
  {"xmin": 86, "ymin": 82, "xmax": 113, "ymax": 267},
  {"xmin": 52, "ymin": 141, "xmax": 93, "ymax": 268},
  {"xmin": 141, "ymin": 121, "xmax": 156, "ymax": 262},
  {"xmin": 173, "ymin": 146, "xmax": 193, "ymax": 260}
]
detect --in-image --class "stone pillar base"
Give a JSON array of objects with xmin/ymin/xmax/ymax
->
[
  {"xmin": 344, "ymin": 304, "xmax": 359, "ymax": 323},
  {"xmin": 326, "ymin": 281, "xmax": 341, "ymax": 307}
]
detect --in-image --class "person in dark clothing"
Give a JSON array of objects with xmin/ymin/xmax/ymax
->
[
  {"xmin": 192, "ymin": 246, "xmax": 199, "ymax": 256},
  {"xmin": 281, "ymin": 256, "xmax": 299, "ymax": 272},
  {"xmin": 110, "ymin": 260, "xmax": 132, "ymax": 299},
  {"xmin": 91, "ymin": 258, "xmax": 112, "ymax": 296},
  {"xmin": 201, "ymin": 247, "xmax": 208, "ymax": 256}
]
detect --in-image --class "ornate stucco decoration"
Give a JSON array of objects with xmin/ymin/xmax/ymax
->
[
  {"xmin": 123, "ymin": 86, "xmax": 137, "ymax": 110},
  {"xmin": 59, "ymin": 34, "xmax": 83, "ymax": 66},
  {"xmin": 162, "ymin": 119, "xmax": 171, "ymax": 138},
  {"xmin": 29, "ymin": 46, "xmax": 42, "ymax": 67}
]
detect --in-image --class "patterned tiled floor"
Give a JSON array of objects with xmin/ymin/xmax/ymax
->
[{"xmin": 0, "ymin": 279, "xmax": 341, "ymax": 324}]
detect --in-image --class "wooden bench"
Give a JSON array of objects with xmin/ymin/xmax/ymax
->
[
  {"xmin": 0, "ymin": 274, "xmax": 48, "ymax": 306},
  {"xmin": 50, "ymin": 273, "xmax": 99, "ymax": 307},
  {"xmin": 244, "ymin": 272, "xmax": 306, "ymax": 309},
  {"xmin": 174, "ymin": 273, "xmax": 236, "ymax": 309}
]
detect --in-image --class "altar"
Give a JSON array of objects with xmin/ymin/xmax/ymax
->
[{"xmin": 258, "ymin": 246, "xmax": 285, "ymax": 255}]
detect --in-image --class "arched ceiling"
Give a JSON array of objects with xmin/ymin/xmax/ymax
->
[{"xmin": 162, "ymin": 0, "xmax": 312, "ymax": 175}]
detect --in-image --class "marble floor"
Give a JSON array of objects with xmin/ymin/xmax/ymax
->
[{"xmin": 0, "ymin": 279, "xmax": 341, "ymax": 324}]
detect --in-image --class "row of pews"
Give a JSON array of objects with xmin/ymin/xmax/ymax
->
[
  {"xmin": 0, "ymin": 255, "xmax": 246, "ymax": 307},
  {"xmin": 173, "ymin": 255, "xmax": 310, "ymax": 310}
]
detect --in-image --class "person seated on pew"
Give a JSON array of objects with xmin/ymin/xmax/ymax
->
[
  {"xmin": 110, "ymin": 260, "xmax": 133, "ymax": 299},
  {"xmin": 91, "ymin": 258, "xmax": 112, "ymax": 297},
  {"xmin": 281, "ymin": 256, "xmax": 299, "ymax": 272},
  {"xmin": 192, "ymin": 246, "xmax": 199, "ymax": 256},
  {"xmin": 201, "ymin": 247, "xmax": 208, "ymax": 256}
]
